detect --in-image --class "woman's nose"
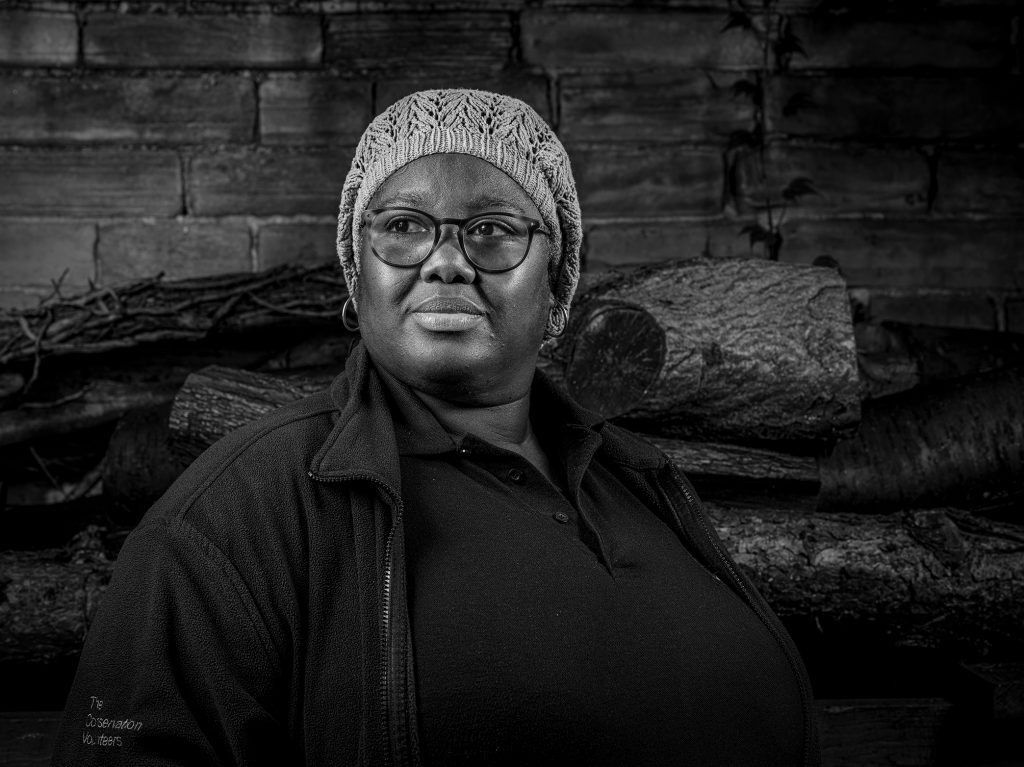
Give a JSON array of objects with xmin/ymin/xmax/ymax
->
[{"xmin": 419, "ymin": 224, "xmax": 476, "ymax": 283}]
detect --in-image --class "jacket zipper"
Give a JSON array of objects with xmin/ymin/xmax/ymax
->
[
  {"xmin": 310, "ymin": 471, "xmax": 403, "ymax": 767},
  {"xmin": 661, "ymin": 464, "xmax": 816, "ymax": 767}
]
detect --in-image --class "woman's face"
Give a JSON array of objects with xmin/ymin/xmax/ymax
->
[{"xmin": 357, "ymin": 153, "xmax": 554, "ymax": 405}]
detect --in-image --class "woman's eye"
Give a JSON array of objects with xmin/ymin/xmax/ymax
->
[
  {"xmin": 469, "ymin": 220, "xmax": 514, "ymax": 237},
  {"xmin": 385, "ymin": 218, "xmax": 427, "ymax": 234}
]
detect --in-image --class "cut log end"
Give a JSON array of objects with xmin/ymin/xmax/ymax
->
[{"xmin": 566, "ymin": 301, "xmax": 666, "ymax": 418}]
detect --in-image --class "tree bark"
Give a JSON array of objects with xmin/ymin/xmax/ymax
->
[
  {"xmin": 855, "ymin": 321, "xmax": 1024, "ymax": 400},
  {"xmin": 0, "ymin": 380, "xmax": 180, "ymax": 448},
  {"xmin": 0, "ymin": 327, "xmax": 356, "ymax": 449},
  {"xmin": 4, "ymin": 506, "xmax": 1021, "ymax": 663},
  {"xmin": 709, "ymin": 504, "xmax": 1024, "ymax": 654},
  {"xmin": 169, "ymin": 366, "xmax": 333, "ymax": 463},
  {"xmin": 646, "ymin": 435, "xmax": 820, "ymax": 511},
  {"xmin": 101, "ymin": 405, "xmax": 181, "ymax": 511},
  {"xmin": 819, "ymin": 367, "xmax": 1024, "ymax": 513},
  {"xmin": 0, "ymin": 527, "xmax": 112, "ymax": 664},
  {"xmin": 565, "ymin": 258, "xmax": 861, "ymax": 443}
]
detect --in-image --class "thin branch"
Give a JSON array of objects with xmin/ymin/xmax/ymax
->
[
  {"xmin": 21, "ymin": 388, "xmax": 87, "ymax": 410},
  {"xmin": 245, "ymin": 294, "xmax": 341, "ymax": 319},
  {"xmin": 28, "ymin": 446, "xmax": 62, "ymax": 493}
]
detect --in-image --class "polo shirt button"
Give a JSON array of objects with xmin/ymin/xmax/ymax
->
[
  {"xmin": 508, "ymin": 468, "xmax": 525, "ymax": 484},
  {"xmin": 553, "ymin": 511, "xmax": 570, "ymax": 524},
  {"xmin": 458, "ymin": 446, "xmax": 470, "ymax": 455}
]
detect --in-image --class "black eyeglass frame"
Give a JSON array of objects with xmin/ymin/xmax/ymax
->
[{"xmin": 362, "ymin": 207, "xmax": 550, "ymax": 274}]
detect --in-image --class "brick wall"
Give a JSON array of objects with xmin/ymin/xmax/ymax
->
[{"xmin": 1, "ymin": 1, "xmax": 1021, "ymax": 331}]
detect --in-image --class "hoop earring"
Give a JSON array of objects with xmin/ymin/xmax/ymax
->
[{"xmin": 341, "ymin": 296, "xmax": 360, "ymax": 332}]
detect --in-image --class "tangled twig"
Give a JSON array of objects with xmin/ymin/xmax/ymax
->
[{"xmin": 0, "ymin": 262, "xmax": 347, "ymax": 391}]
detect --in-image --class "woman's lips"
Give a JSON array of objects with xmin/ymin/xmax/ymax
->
[
  {"xmin": 413, "ymin": 296, "xmax": 483, "ymax": 314},
  {"xmin": 411, "ymin": 296, "xmax": 485, "ymax": 332}
]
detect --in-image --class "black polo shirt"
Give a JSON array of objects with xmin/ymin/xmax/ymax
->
[{"xmin": 380, "ymin": 369, "xmax": 804, "ymax": 767}]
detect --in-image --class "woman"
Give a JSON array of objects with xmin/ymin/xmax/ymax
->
[{"xmin": 53, "ymin": 89, "xmax": 818, "ymax": 766}]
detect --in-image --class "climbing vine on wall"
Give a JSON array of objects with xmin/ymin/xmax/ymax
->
[{"xmin": 725, "ymin": 0, "xmax": 819, "ymax": 261}]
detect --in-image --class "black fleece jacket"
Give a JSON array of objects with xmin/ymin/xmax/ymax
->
[{"xmin": 52, "ymin": 343, "xmax": 820, "ymax": 767}]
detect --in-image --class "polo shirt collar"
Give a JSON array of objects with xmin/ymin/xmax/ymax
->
[
  {"xmin": 377, "ymin": 360, "xmax": 609, "ymax": 460},
  {"xmin": 376, "ymin": 366, "xmax": 460, "ymax": 457},
  {"xmin": 310, "ymin": 342, "xmax": 664, "ymax": 484}
]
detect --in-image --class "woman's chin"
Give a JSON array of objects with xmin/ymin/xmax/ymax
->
[
  {"xmin": 393, "ymin": 338, "xmax": 503, "ymax": 395},
  {"xmin": 407, "ymin": 341, "xmax": 487, "ymax": 377}
]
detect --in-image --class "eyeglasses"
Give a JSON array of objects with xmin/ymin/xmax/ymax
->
[{"xmin": 362, "ymin": 207, "xmax": 550, "ymax": 273}]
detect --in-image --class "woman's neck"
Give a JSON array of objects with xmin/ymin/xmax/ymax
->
[
  {"xmin": 413, "ymin": 386, "xmax": 559, "ymax": 486},
  {"xmin": 414, "ymin": 388, "xmax": 533, "ymax": 451}
]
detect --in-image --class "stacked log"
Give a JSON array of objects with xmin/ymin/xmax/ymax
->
[
  {"xmin": 0, "ymin": 527, "xmax": 112, "ymax": 664},
  {"xmin": 6, "ymin": 490, "xmax": 1022, "ymax": 663},
  {"xmin": 562, "ymin": 258, "xmax": 861, "ymax": 444},
  {"xmin": 2, "ymin": 256, "xmax": 1024, "ymax": 664},
  {"xmin": 0, "ymin": 263, "xmax": 346, "ymax": 370},
  {"xmin": 820, "ymin": 367, "xmax": 1024, "ymax": 513}
]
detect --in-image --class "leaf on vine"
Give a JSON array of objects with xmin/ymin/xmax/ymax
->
[
  {"xmin": 722, "ymin": 11, "xmax": 754, "ymax": 32},
  {"xmin": 739, "ymin": 223, "xmax": 770, "ymax": 247},
  {"xmin": 782, "ymin": 177, "xmax": 819, "ymax": 202},
  {"xmin": 783, "ymin": 92, "xmax": 816, "ymax": 117},
  {"xmin": 773, "ymin": 31, "xmax": 808, "ymax": 60},
  {"xmin": 731, "ymin": 79, "xmax": 760, "ymax": 101}
]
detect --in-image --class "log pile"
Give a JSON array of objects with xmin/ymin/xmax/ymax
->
[
  {"xmin": 561, "ymin": 259, "xmax": 862, "ymax": 444},
  {"xmin": 0, "ymin": 264, "xmax": 347, "ymax": 369},
  {"xmin": 2, "ymin": 256, "xmax": 1024, "ymax": 668}
]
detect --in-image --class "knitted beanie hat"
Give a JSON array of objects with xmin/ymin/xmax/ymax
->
[{"xmin": 336, "ymin": 88, "xmax": 582, "ymax": 338}]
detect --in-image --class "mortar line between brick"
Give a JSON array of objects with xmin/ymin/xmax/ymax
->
[
  {"xmin": 509, "ymin": 10, "xmax": 522, "ymax": 69},
  {"xmin": 1013, "ymin": 14, "xmax": 1022, "ymax": 76},
  {"xmin": 75, "ymin": 1, "xmax": 86, "ymax": 70},
  {"xmin": 319, "ymin": 12, "xmax": 328, "ymax": 69},
  {"xmin": 924, "ymin": 147, "xmax": 939, "ymax": 214},
  {"xmin": 992, "ymin": 292, "xmax": 1007, "ymax": 333},
  {"xmin": 92, "ymin": 222, "xmax": 103, "ymax": 285},
  {"xmin": 549, "ymin": 73, "xmax": 560, "ymax": 133},
  {"xmin": 252, "ymin": 73, "xmax": 261, "ymax": 145},
  {"xmin": 249, "ymin": 218, "xmax": 259, "ymax": 273},
  {"xmin": 177, "ymin": 151, "xmax": 188, "ymax": 216}
]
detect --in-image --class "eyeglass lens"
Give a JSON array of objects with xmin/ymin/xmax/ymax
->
[{"xmin": 367, "ymin": 209, "xmax": 533, "ymax": 272}]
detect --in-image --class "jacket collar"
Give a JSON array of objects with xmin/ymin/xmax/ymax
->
[{"xmin": 308, "ymin": 342, "xmax": 404, "ymax": 494}]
